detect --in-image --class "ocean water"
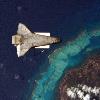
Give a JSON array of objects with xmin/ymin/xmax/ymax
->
[{"xmin": 29, "ymin": 27, "xmax": 100, "ymax": 100}]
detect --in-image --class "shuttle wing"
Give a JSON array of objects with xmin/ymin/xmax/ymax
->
[
  {"xmin": 12, "ymin": 23, "xmax": 32, "ymax": 57},
  {"xmin": 17, "ymin": 23, "xmax": 32, "ymax": 35},
  {"xmin": 16, "ymin": 42, "xmax": 31, "ymax": 57}
]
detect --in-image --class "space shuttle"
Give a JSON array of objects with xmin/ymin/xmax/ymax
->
[{"xmin": 12, "ymin": 23, "xmax": 60, "ymax": 57}]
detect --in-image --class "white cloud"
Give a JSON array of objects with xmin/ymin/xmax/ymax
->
[
  {"xmin": 83, "ymin": 94, "xmax": 90, "ymax": 100},
  {"xmin": 66, "ymin": 84, "xmax": 100, "ymax": 100}
]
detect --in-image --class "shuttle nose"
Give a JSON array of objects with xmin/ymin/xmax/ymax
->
[
  {"xmin": 53, "ymin": 37, "xmax": 60, "ymax": 43},
  {"xmin": 56, "ymin": 37, "xmax": 60, "ymax": 42}
]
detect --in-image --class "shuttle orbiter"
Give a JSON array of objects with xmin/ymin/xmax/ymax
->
[{"xmin": 12, "ymin": 23, "xmax": 60, "ymax": 57}]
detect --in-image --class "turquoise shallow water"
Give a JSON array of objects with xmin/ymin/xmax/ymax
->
[{"xmin": 30, "ymin": 28, "xmax": 100, "ymax": 100}]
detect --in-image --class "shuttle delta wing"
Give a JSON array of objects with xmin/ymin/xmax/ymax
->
[
  {"xmin": 17, "ymin": 23, "xmax": 32, "ymax": 35},
  {"xmin": 16, "ymin": 43, "xmax": 31, "ymax": 57},
  {"xmin": 12, "ymin": 23, "xmax": 33, "ymax": 57}
]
